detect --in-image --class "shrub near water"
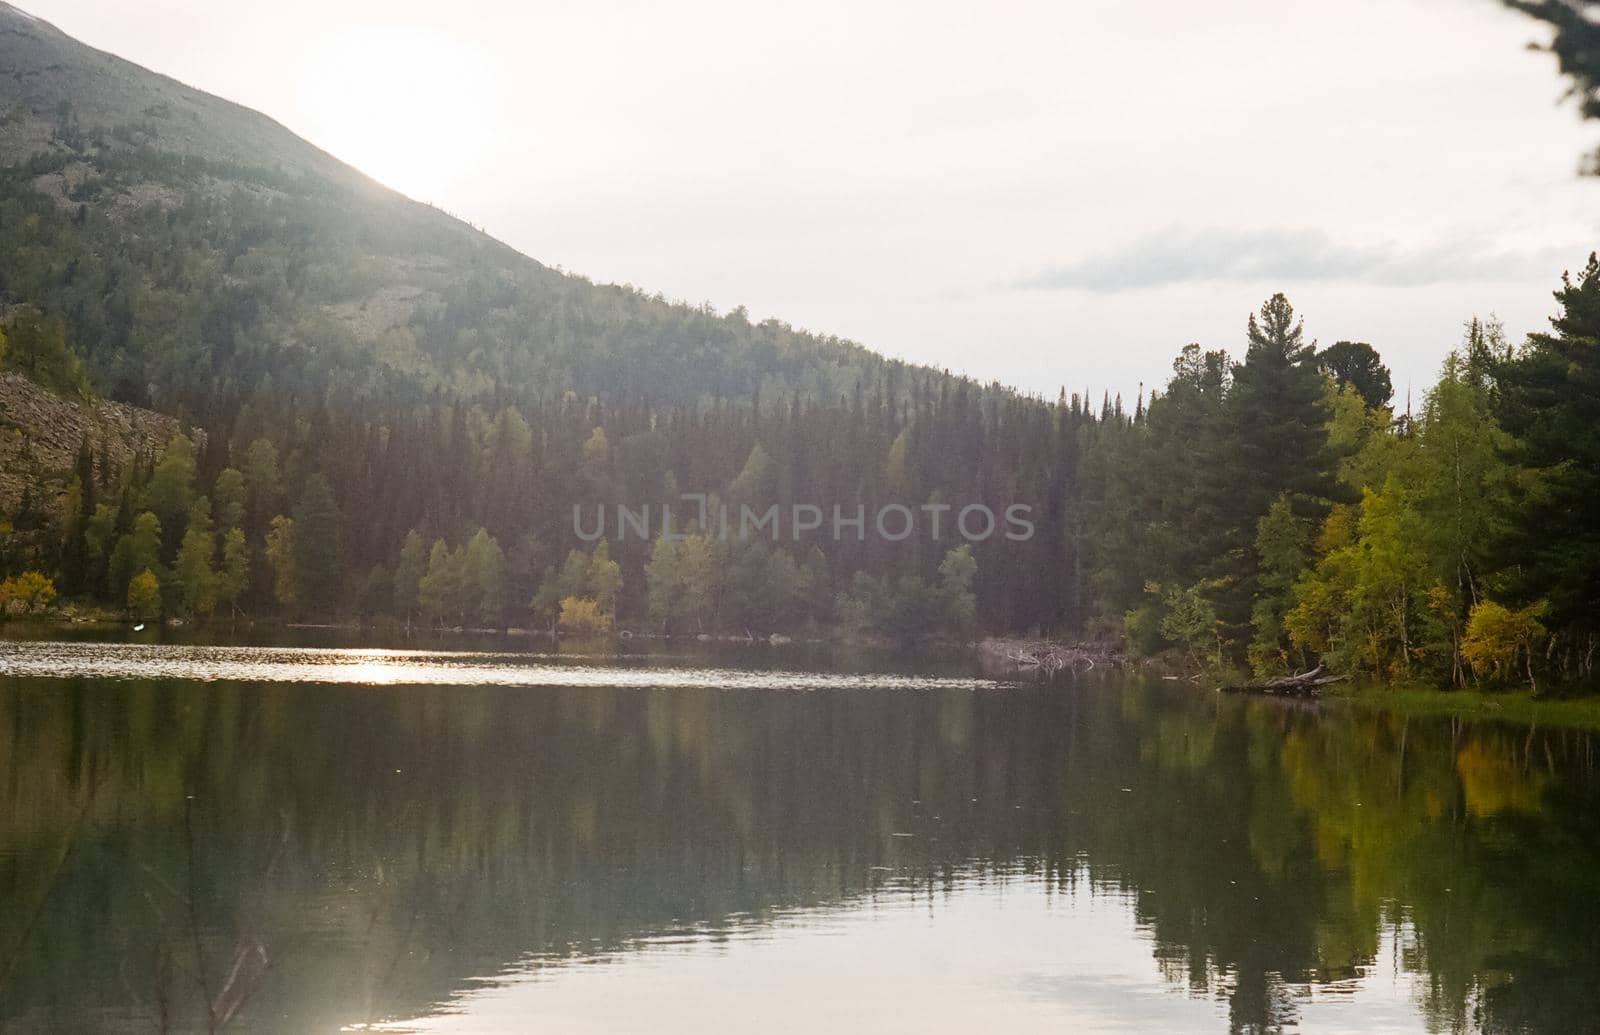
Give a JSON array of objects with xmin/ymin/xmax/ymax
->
[
  {"xmin": 557, "ymin": 597, "xmax": 612, "ymax": 637},
  {"xmin": 0, "ymin": 571, "xmax": 57, "ymax": 615}
]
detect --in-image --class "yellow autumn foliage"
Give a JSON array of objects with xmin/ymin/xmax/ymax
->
[{"xmin": 557, "ymin": 596, "xmax": 612, "ymax": 637}]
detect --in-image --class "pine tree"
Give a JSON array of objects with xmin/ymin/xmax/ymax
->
[
  {"xmin": 1495, "ymin": 253, "xmax": 1600, "ymax": 656},
  {"xmin": 1210, "ymin": 294, "xmax": 1336, "ymax": 641},
  {"xmin": 292, "ymin": 474, "xmax": 344, "ymax": 616}
]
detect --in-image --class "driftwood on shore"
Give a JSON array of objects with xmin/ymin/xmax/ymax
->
[
  {"xmin": 979, "ymin": 638, "xmax": 1125, "ymax": 677},
  {"xmin": 1221, "ymin": 665, "xmax": 1346, "ymax": 698}
]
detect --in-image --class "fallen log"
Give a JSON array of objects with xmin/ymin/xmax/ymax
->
[
  {"xmin": 1221, "ymin": 665, "xmax": 1346, "ymax": 697},
  {"xmin": 978, "ymin": 638, "xmax": 1125, "ymax": 677}
]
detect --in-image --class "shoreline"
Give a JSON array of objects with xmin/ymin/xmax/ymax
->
[
  {"xmin": 6, "ymin": 621, "xmax": 1600, "ymax": 732},
  {"xmin": 1322, "ymin": 683, "xmax": 1600, "ymax": 733}
]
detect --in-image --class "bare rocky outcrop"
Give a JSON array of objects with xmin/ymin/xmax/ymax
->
[{"xmin": 0, "ymin": 372, "xmax": 191, "ymax": 514}]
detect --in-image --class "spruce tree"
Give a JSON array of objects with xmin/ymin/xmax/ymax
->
[
  {"xmin": 1495, "ymin": 254, "xmax": 1600, "ymax": 647},
  {"xmin": 1211, "ymin": 294, "xmax": 1336, "ymax": 640},
  {"xmin": 292, "ymin": 474, "xmax": 345, "ymax": 617}
]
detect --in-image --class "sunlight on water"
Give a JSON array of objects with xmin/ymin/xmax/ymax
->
[{"xmin": 0, "ymin": 640, "xmax": 1005, "ymax": 691}]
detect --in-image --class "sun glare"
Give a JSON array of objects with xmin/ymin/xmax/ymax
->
[{"xmin": 293, "ymin": 28, "xmax": 498, "ymax": 202}]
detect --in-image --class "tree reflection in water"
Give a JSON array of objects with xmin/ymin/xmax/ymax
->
[{"xmin": 1, "ymin": 659, "xmax": 1597, "ymax": 1033}]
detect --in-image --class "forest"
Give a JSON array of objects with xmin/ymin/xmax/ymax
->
[{"xmin": 2, "ymin": 252, "xmax": 1597, "ymax": 692}]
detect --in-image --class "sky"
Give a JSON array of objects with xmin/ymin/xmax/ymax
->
[{"xmin": 18, "ymin": 0, "xmax": 1598, "ymax": 401}]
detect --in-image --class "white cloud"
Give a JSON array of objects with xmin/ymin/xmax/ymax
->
[{"xmin": 1011, "ymin": 227, "xmax": 1583, "ymax": 293}]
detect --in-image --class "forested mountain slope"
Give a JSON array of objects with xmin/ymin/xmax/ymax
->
[{"xmin": 0, "ymin": 0, "xmax": 943, "ymax": 413}]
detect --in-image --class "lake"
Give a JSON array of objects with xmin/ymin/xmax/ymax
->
[{"xmin": 2, "ymin": 636, "xmax": 1597, "ymax": 1033}]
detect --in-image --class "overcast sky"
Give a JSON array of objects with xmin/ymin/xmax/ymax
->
[{"xmin": 20, "ymin": 0, "xmax": 1598, "ymax": 401}]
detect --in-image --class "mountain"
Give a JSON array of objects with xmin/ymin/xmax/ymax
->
[
  {"xmin": 0, "ymin": 3, "xmax": 375, "ymax": 188},
  {"xmin": 0, "ymin": 0, "xmax": 952, "ymax": 414},
  {"xmin": 0, "ymin": 2, "xmax": 1083, "ymax": 635}
]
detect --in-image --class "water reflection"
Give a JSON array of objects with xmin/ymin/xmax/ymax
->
[{"xmin": 1, "ymin": 643, "xmax": 1597, "ymax": 1033}]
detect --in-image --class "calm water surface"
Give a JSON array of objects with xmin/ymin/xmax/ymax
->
[{"xmin": 2, "ymin": 637, "xmax": 1597, "ymax": 1033}]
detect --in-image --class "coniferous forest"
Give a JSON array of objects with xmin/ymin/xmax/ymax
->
[{"xmin": 0, "ymin": 0, "xmax": 1597, "ymax": 693}]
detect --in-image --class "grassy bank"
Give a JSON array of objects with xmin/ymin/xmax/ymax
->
[{"xmin": 1325, "ymin": 683, "xmax": 1600, "ymax": 732}]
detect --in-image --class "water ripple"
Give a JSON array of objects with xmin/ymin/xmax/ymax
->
[{"xmin": 0, "ymin": 640, "xmax": 1005, "ymax": 691}]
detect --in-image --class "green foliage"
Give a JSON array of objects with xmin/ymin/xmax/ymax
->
[
  {"xmin": 141, "ymin": 434, "xmax": 198, "ymax": 541},
  {"xmin": 420, "ymin": 539, "xmax": 466, "ymax": 626},
  {"xmin": 835, "ymin": 571, "xmax": 892, "ymax": 637},
  {"xmin": 728, "ymin": 443, "xmax": 776, "ymax": 501},
  {"xmin": 538, "ymin": 541, "xmax": 625, "ymax": 627},
  {"xmin": 830, "ymin": 546, "xmax": 979, "ymax": 641},
  {"xmin": 1215, "ymin": 294, "xmax": 1337, "ymax": 632},
  {"xmin": 937, "ymin": 545, "xmax": 978, "ymax": 636},
  {"xmin": 1250, "ymin": 496, "xmax": 1314, "ymax": 673},
  {"xmin": 215, "ymin": 528, "xmax": 249, "ymax": 615},
  {"xmin": 240, "ymin": 439, "xmax": 282, "ymax": 535},
  {"xmin": 392, "ymin": 530, "xmax": 427, "ymax": 621},
  {"xmin": 0, "ymin": 311, "xmax": 90, "ymax": 397},
  {"xmin": 109, "ymin": 512, "xmax": 162, "ymax": 603},
  {"xmin": 1286, "ymin": 328, "xmax": 1528, "ymax": 685},
  {"xmin": 1085, "ymin": 294, "xmax": 1338, "ymax": 660},
  {"xmin": 264, "ymin": 515, "xmax": 296, "ymax": 609},
  {"xmin": 412, "ymin": 528, "xmax": 516, "ymax": 628},
  {"xmin": 356, "ymin": 565, "xmax": 392, "ymax": 618},
  {"xmin": 1493, "ymin": 254, "xmax": 1600, "ymax": 654},
  {"xmin": 1415, "ymin": 339, "xmax": 1523, "ymax": 623},
  {"xmin": 1157, "ymin": 582, "xmax": 1222, "ymax": 668},
  {"xmin": 1317, "ymin": 341, "xmax": 1393, "ymax": 409},
  {"xmin": 588, "ymin": 541, "xmax": 622, "ymax": 616},
  {"xmin": 462, "ymin": 528, "xmax": 509, "ymax": 627},
  {"xmin": 213, "ymin": 468, "xmax": 246, "ymax": 531},
  {"xmin": 173, "ymin": 497, "xmax": 216, "ymax": 617},
  {"xmin": 1122, "ymin": 604, "xmax": 1165, "ymax": 658},
  {"xmin": 291, "ymin": 474, "xmax": 344, "ymax": 616},
  {"xmin": 82, "ymin": 503, "xmax": 117, "ymax": 591},
  {"xmin": 1287, "ymin": 480, "xmax": 1450, "ymax": 682},
  {"xmin": 643, "ymin": 535, "xmax": 721, "ymax": 633}
]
